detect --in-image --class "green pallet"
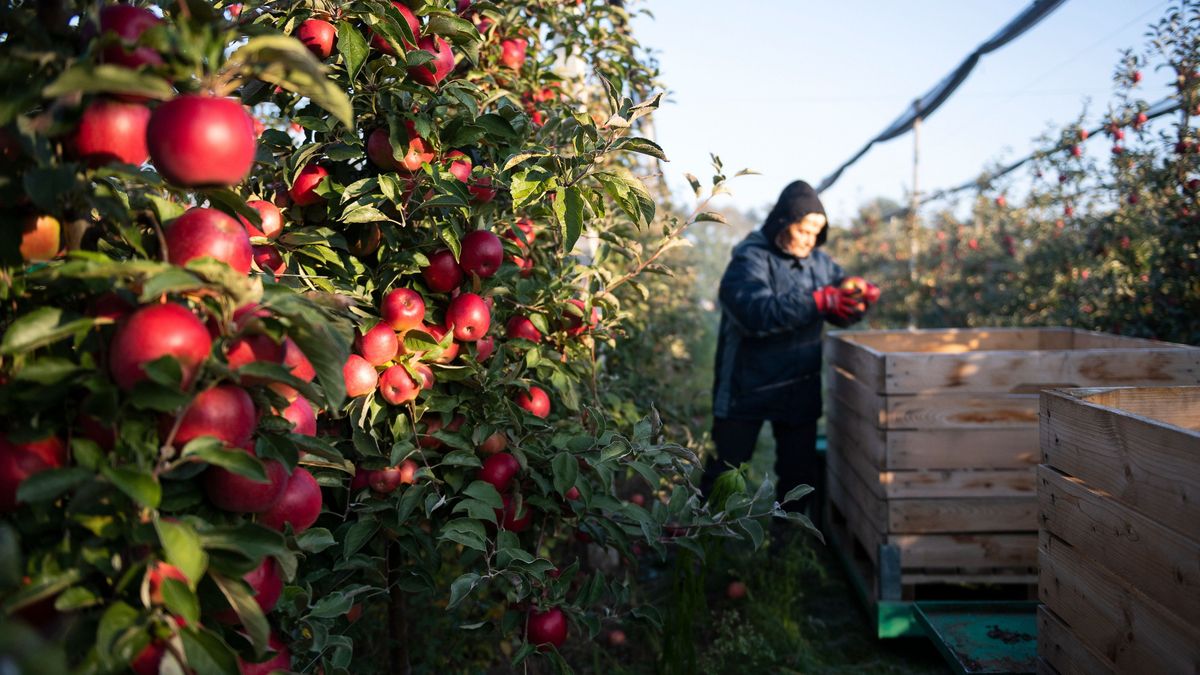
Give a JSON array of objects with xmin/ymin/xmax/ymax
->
[
  {"xmin": 913, "ymin": 602, "xmax": 1038, "ymax": 675},
  {"xmin": 824, "ymin": 510, "xmax": 924, "ymax": 638}
]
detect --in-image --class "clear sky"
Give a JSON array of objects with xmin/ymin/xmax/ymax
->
[{"xmin": 630, "ymin": 0, "xmax": 1177, "ymax": 222}]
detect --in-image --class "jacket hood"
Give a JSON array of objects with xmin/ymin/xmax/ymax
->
[{"xmin": 761, "ymin": 180, "xmax": 828, "ymax": 250}]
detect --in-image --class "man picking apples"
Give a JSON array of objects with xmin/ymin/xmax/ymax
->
[{"xmin": 705, "ymin": 180, "xmax": 877, "ymax": 520}]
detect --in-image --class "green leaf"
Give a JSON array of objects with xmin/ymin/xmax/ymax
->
[
  {"xmin": 139, "ymin": 267, "xmax": 204, "ymax": 302},
  {"xmin": 596, "ymin": 170, "xmax": 655, "ymax": 227},
  {"xmin": 296, "ymin": 528, "xmax": 336, "ymax": 553},
  {"xmin": 0, "ymin": 308, "xmax": 97, "ymax": 356},
  {"xmin": 22, "ymin": 167, "xmax": 76, "ymax": 212},
  {"xmin": 337, "ymin": 20, "xmax": 369, "ymax": 80},
  {"xmin": 741, "ymin": 518, "xmax": 764, "ymax": 551},
  {"xmin": 615, "ymin": 137, "xmax": 668, "ymax": 161},
  {"xmin": 199, "ymin": 524, "xmax": 288, "ymax": 562},
  {"xmin": 100, "ymin": 465, "xmax": 160, "ymax": 508},
  {"xmin": 462, "ymin": 481, "xmax": 503, "ymax": 509},
  {"xmin": 181, "ymin": 438, "xmax": 266, "ymax": 481},
  {"xmin": 553, "ymin": 186, "xmax": 585, "ymax": 252},
  {"xmin": 551, "ymin": 453, "xmax": 578, "ymax": 498},
  {"xmin": 154, "ymin": 517, "xmax": 208, "ymax": 587},
  {"xmin": 14, "ymin": 357, "xmax": 86, "ymax": 385},
  {"xmin": 694, "ymin": 211, "xmax": 728, "ymax": 224},
  {"xmin": 441, "ymin": 450, "xmax": 482, "ymax": 468},
  {"xmin": 42, "ymin": 64, "xmax": 173, "ymax": 100},
  {"xmin": 438, "ymin": 518, "xmax": 487, "ymax": 552},
  {"xmin": 211, "ymin": 571, "xmax": 270, "ymax": 655},
  {"xmin": 16, "ymin": 467, "xmax": 91, "ymax": 504},
  {"xmin": 180, "ymin": 626, "xmax": 240, "ymax": 675},
  {"xmin": 475, "ymin": 113, "xmax": 518, "ymax": 141},
  {"xmin": 782, "ymin": 484, "xmax": 814, "ymax": 504},
  {"xmin": 446, "ymin": 572, "xmax": 480, "ymax": 609},
  {"xmin": 343, "ymin": 520, "xmax": 380, "ymax": 558},
  {"xmin": 229, "ymin": 36, "xmax": 353, "ymax": 129},
  {"xmin": 160, "ymin": 577, "xmax": 201, "ymax": 627},
  {"xmin": 308, "ymin": 591, "xmax": 355, "ymax": 619}
]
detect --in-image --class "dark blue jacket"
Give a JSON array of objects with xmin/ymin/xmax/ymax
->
[{"xmin": 712, "ymin": 230, "xmax": 845, "ymax": 421}]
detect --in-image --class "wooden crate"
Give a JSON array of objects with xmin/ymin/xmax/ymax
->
[
  {"xmin": 1038, "ymin": 386, "xmax": 1200, "ymax": 675},
  {"xmin": 824, "ymin": 328, "xmax": 1200, "ymax": 610}
]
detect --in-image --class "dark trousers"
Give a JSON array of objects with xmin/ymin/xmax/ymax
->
[{"xmin": 702, "ymin": 417, "xmax": 822, "ymax": 513}]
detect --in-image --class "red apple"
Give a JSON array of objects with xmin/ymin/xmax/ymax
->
[
  {"xmin": 147, "ymin": 561, "xmax": 188, "ymax": 605},
  {"xmin": 130, "ymin": 641, "xmax": 169, "ymax": 675},
  {"xmin": 259, "ymin": 467, "xmax": 322, "ymax": 534},
  {"xmin": 203, "ymin": 445, "xmax": 289, "ymax": 513},
  {"xmin": 252, "ymin": 245, "xmax": 286, "ymax": 279},
  {"xmin": 370, "ymin": 1, "xmax": 420, "ymax": 54},
  {"xmin": 515, "ymin": 386, "xmax": 550, "ymax": 418},
  {"xmin": 469, "ymin": 176, "xmax": 497, "ymax": 202},
  {"xmin": 97, "ymin": 5, "xmax": 164, "ymax": 68},
  {"xmin": 216, "ymin": 556, "xmax": 282, "ymax": 623},
  {"xmin": 473, "ymin": 335, "xmax": 496, "ymax": 362},
  {"xmin": 364, "ymin": 466, "xmax": 403, "ymax": 492},
  {"xmin": 446, "ymin": 293, "xmax": 491, "ymax": 342},
  {"xmin": 726, "ymin": 580, "xmax": 747, "ymax": 600},
  {"xmin": 445, "ymin": 150, "xmax": 472, "ymax": 182},
  {"xmin": 270, "ymin": 338, "xmax": 316, "ymax": 401},
  {"xmin": 378, "ymin": 365, "xmax": 419, "ymax": 404},
  {"xmin": 366, "ymin": 127, "xmax": 399, "ymax": 170},
  {"xmin": 413, "ymin": 362, "xmax": 435, "ymax": 389},
  {"xmin": 505, "ymin": 315, "xmax": 542, "ymax": 343},
  {"xmin": 238, "ymin": 633, "xmax": 290, "ymax": 675},
  {"xmin": 497, "ymin": 493, "xmax": 532, "ymax": 532},
  {"xmin": 422, "ymin": 249, "xmax": 463, "ymax": 292},
  {"xmin": 563, "ymin": 299, "xmax": 599, "ymax": 336},
  {"xmin": 628, "ymin": 493, "xmax": 645, "ymax": 507},
  {"xmin": 527, "ymin": 607, "xmax": 568, "ymax": 647},
  {"xmin": 506, "ymin": 218, "xmax": 536, "ymax": 249},
  {"xmin": 281, "ymin": 396, "xmax": 316, "ymax": 436},
  {"xmin": 237, "ymin": 200, "xmax": 284, "ymax": 239},
  {"xmin": 397, "ymin": 120, "xmax": 434, "ymax": 173},
  {"xmin": 478, "ymin": 431, "xmax": 507, "ymax": 455},
  {"xmin": 109, "ymin": 303, "xmax": 212, "ymax": 390},
  {"xmin": 459, "ymin": 230, "xmax": 503, "ymax": 278},
  {"xmin": 418, "ymin": 416, "xmax": 446, "ymax": 449},
  {"xmin": 297, "ymin": 18, "xmax": 337, "ymax": 59},
  {"xmin": 147, "ymin": 96, "xmax": 256, "ymax": 187},
  {"xmin": 74, "ymin": 99, "xmax": 150, "ymax": 166},
  {"xmin": 407, "ymin": 36, "xmax": 455, "ymax": 87},
  {"xmin": 564, "ymin": 486, "xmax": 580, "ymax": 501},
  {"xmin": 479, "ymin": 452, "xmax": 520, "ymax": 492},
  {"xmin": 357, "ymin": 323, "xmax": 399, "ymax": 366},
  {"xmin": 170, "ymin": 384, "xmax": 257, "ymax": 449},
  {"xmin": 381, "ymin": 288, "xmax": 426, "ymax": 332},
  {"xmin": 0, "ymin": 434, "xmax": 66, "ymax": 512},
  {"xmin": 343, "ymin": 354, "xmax": 379, "ymax": 398},
  {"xmin": 18, "ymin": 215, "xmax": 61, "ymax": 262},
  {"xmin": 500, "ymin": 38, "xmax": 526, "ymax": 71},
  {"xmin": 289, "ymin": 163, "xmax": 329, "ymax": 206},
  {"xmin": 166, "ymin": 207, "xmax": 253, "ymax": 274}
]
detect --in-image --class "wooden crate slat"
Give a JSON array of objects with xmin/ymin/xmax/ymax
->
[
  {"xmin": 1038, "ymin": 533, "xmax": 1200, "ymax": 674},
  {"xmin": 889, "ymin": 497, "xmax": 1038, "ymax": 533},
  {"xmin": 826, "ymin": 443, "xmax": 888, "ymax": 529},
  {"xmin": 880, "ymin": 468, "xmax": 1036, "ymax": 499},
  {"xmin": 890, "ymin": 532, "xmax": 1037, "ymax": 569},
  {"xmin": 1073, "ymin": 385, "xmax": 1200, "ymax": 431},
  {"xmin": 1041, "ymin": 389, "xmax": 1200, "ymax": 538},
  {"xmin": 1038, "ymin": 464, "xmax": 1200, "ymax": 626},
  {"xmin": 883, "ymin": 346, "xmax": 1200, "ymax": 395},
  {"xmin": 902, "ymin": 572, "xmax": 1036, "ymax": 585},
  {"xmin": 825, "ymin": 330, "xmax": 884, "ymax": 393},
  {"xmin": 834, "ymin": 327, "xmax": 1046, "ymax": 354},
  {"xmin": 885, "ymin": 392, "xmax": 1040, "ymax": 430},
  {"xmin": 1036, "ymin": 606, "xmax": 1115, "ymax": 675},
  {"xmin": 826, "ymin": 398, "xmax": 887, "ymax": 469},
  {"xmin": 830, "ymin": 366, "xmax": 884, "ymax": 427},
  {"xmin": 826, "ymin": 465, "xmax": 884, "ymax": 565},
  {"xmin": 887, "ymin": 427, "xmax": 1039, "ymax": 470}
]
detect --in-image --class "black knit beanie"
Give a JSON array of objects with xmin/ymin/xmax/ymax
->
[{"xmin": 761, "ymin": 181, "xmax": 828, "ymax": 250}]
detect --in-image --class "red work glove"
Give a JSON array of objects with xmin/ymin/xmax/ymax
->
[{"xmin": 813, "ymin": 285, "xmax": 863, "ymax": 324}]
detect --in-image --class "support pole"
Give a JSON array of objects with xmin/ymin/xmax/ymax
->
[{"xmin": 907, "ymin": 101, "xmax": 922, "ymax": 329}]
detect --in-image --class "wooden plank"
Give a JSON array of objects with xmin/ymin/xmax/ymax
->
[
  {"xmin": 889, "ymin": 497, "xmax": 1038, "ymax": 533},
  {"xmin": 840, "ymin": 327, "xmax": 1045, "ymax": 353},
  {"xmin": 825, "ymin": 332, "xmax": 884, "ymax": 394},
  {"xmin": 1038, "ymin": 328, "xmax": 1076, "ymax": 350},
  {"xmin": 887, "ymin": 427, "xmax": 1039, "ymax": 470},
  {"xmin": 826, "ymin": 463, "xmax": 884, "ymax": 566},
  {"xmin": 827, "ymin": 397, "xmax": 886, "ymax": 469},
  {"xmin": 890, "ymin": 532, "xmax": 1037, "ymax": 568},
  {"xmin": 1037, "ymin": 606, "xmax": 1115, "ymax": 675},
  {"xmin": 1038, "ymin": 465, "xmax": 1200, "ymax": 626},
  {"xmin": 1041, "ymin": 389, "xmax": 1200, "ymax": 538},
  {"xmin": 1070, "ymin": 328, "xmax": 1190, "ymax": 350},
  {"xmin": 883, "ymin": 348, "xmax": 1200, "ymax": 395},
  {"xmin": 1075, "ymin": 385, "xmax": 1200, "ymax": 431},
  {"xmin": 826, "ymin": 442, "xmax": 887, "ymax": 529},
  {"xmin": 1038, "ymin": 533, "xmax": 1200, "ymax": 674},
  {"xmin": 830, "ymin": 366, "xmax": 884, "ymax": 427},
  {"xmin": 879, "ymin": 468, "xmax": 1036, "ymax": 499},
  {"xmin": 902, "ymin": 572, "xmax": 1036, "ymax": 585},
  {"xmin": 885, "ymin": 392, "xmax": 1041, "ymax": 430}
]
